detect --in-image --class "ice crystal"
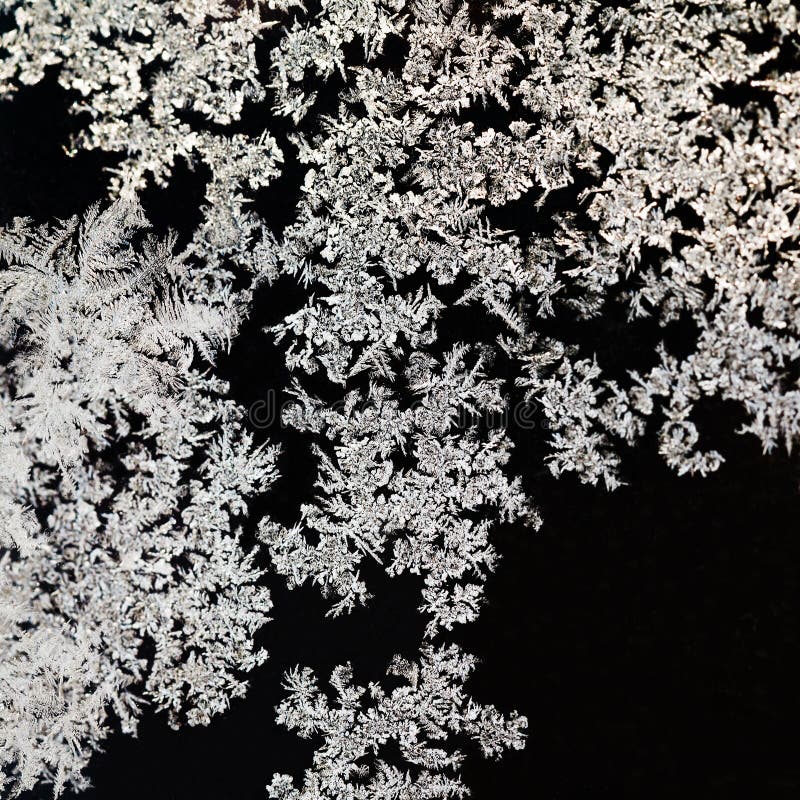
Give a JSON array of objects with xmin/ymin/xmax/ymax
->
[
  {"xmin": 2, "ymin": 0, "xmax": 800, "ymax": 796},
  {"xmin": 266, "ymin": 644, "xmax": 526, "ymax": 800},
  {"xmin": 0, "ymin": 201, "xmax": 279, "ymax": 792}
]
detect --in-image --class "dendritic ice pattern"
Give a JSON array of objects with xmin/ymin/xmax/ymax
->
[{"xmin": 0, "ymin": 0, "xmax": 799, "ymax": 797}]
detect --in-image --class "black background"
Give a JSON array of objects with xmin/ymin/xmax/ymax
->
[{"xmin": 2, "ymin": 66, "xmax": 800, "ymax": 800}]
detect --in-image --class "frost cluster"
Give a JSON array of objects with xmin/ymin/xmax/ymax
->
[
  {"xmin": 261, "ymin": 345, "xmax": 537, "ymax": 637},
  {"xmin": 0, "ymin": 201, "xmax": 278, "ymax": 793},
  {"xmin": 267, "ymin": 646, "xmax": 526, "ymax": 800},
  {"xmin": 1, "ymin": 0, "xmax": 800, "ymax": 796},
  {"xmin": 498, "ymin": 0, "xmax": 800, "ymax": 484}
]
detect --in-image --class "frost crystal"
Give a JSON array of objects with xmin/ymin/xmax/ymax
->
[
  {"xmin": 2, "ymin": 0, "xmax": 800, "ymax": 796},
  {"xmin": 0, "ymin": 201, "xmax": 278, "ymax": 792},
  {"xmin": 266, "ymin": 644, "xmax": 526, "ymax": 800},
  {"xmin": 261, "ymin": 346, "xmax": 537, "ymax": 636}
]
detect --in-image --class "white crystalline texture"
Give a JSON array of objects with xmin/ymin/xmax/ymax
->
[
  {"xmin": 1, "ymin": 0, "xmax": 800, "ymax": 797},
  {"xmin": 266, "ymin": 644, "xmax": 526, "ymax": 800},
  {"xmin": 0, "ymin": 201, "xmax": 278, "ymax": 793}
]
